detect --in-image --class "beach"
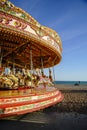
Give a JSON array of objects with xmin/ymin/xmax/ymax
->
[
  {"xmin": 0, "ymin": 84, "xmax": 87, "ymax": 130},
  {"xmin": 55, "ymin": 84, "xmax": 87, "ymax": 114}
]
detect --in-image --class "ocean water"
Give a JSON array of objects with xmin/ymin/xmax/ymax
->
[{"xmin": 55, "ymin": 81, "xmax": 87, "ymax": 85}]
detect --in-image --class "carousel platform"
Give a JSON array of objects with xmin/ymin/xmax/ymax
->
[
  {"xmin": 0, "ymin": 0, "xmax": 63, "ymax": 119},
  {"xmin": 0, "ymin": 86, "xmax": 63, "ymax": 118}
]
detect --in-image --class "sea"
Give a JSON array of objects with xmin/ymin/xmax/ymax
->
[{"xmin": 55, "ymin": 81, "xmax": 87, "ymax": 85}]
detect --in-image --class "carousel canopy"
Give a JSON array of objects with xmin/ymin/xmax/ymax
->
[{"xmin": 0, "ymin": 0, "xmax": 62, "ymax": 69}]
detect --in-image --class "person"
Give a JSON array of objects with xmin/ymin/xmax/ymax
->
[
  {"xmin": 4, "ymin": 66, "xmax": 11, "ymax": 76},
  {"xmin": 22, "ymin": 68, "xmax": 26, "ymax": 76},
  {"xmin": 12, "ymin": 68, "xmax": 16, "ymax": 75},
  {"xmin": 36, "ymin": 68, "xmax": 40, "ymax": 76}
]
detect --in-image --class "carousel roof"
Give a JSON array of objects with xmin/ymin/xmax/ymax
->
[{"xmin": 0, "ymin": 0, "xmax": 62, "ymax": 69}]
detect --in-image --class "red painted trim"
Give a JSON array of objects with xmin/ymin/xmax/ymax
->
[
  {"xmin": 0, "ymin": 94, "xmax": 63, "ymax": 118},
  {"xmin": 0, "ymin": 92, "xmax": 62, "ymax": 108}
]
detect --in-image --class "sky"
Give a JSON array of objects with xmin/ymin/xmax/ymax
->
[{"xmin": 10, "ymin": 0, "xmax": 87, "ymax": 81}]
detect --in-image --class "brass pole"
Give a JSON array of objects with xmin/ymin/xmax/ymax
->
[
  {"xmin": 30, "ymin": 44, "xmax": 33, "ymax": 87},
  {"xmin": 0, "ymin": 46, "xmax": 3, "ymax": 68}
]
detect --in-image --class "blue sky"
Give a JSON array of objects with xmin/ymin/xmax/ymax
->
[{"xmin": 10, "ymin": 0, "xmax": 87, "ymax": 81}]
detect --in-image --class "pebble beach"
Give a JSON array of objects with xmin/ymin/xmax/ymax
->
[{"xmin": 55, "ymin": 84, "xmax": 87, "ymax": 114}]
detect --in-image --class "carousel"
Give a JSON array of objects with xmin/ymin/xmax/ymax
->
[{"xmin": 0, "ymin": 0, "xmax": 63, "ymax": 118}]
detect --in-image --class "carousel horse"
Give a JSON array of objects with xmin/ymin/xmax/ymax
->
[
  {"xmin": 24, "ymin": 69, "xmax": 36, "ymax": 88},
  {"xmin": 7, "ymin": 74, "xmax": 19, "ymax": 89},
  {"xmin": 0, "ymin": 67, "xmax": 19, "ymax": 89},
  {"xmin": 35, "ymin": 68, "xmax": 54, "ymax": 87},
  {"xmin": 0, "ymin": 75, "xmax": 14, "ymax": 89},
  {"xmin": 35, "ymin": 68, "xmax": 46, "ymax": 87}
]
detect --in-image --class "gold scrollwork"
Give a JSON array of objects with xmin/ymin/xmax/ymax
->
[
  {"xmin": 4, "ymin": 17, "xmax": 12, "ymax": 24},
  {"xmin": 14, "ymin": 21, "xmax": 21, "ymax": 28},
  {"xmin": 20, "ymin": 23, "xmax": 27, "ymax": 30},
  {"xmin": 0, "ymin": 16, "xmax": 12, "ymax": 24}
]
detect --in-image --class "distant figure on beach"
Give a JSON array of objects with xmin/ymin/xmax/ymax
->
[
  {"xmin": 74, "ymin": 81, "xmax": 80, "ymax": 86},
  {"xmin": 78, "ymin": 81, "xmax": 80, "ymax": 84}
]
